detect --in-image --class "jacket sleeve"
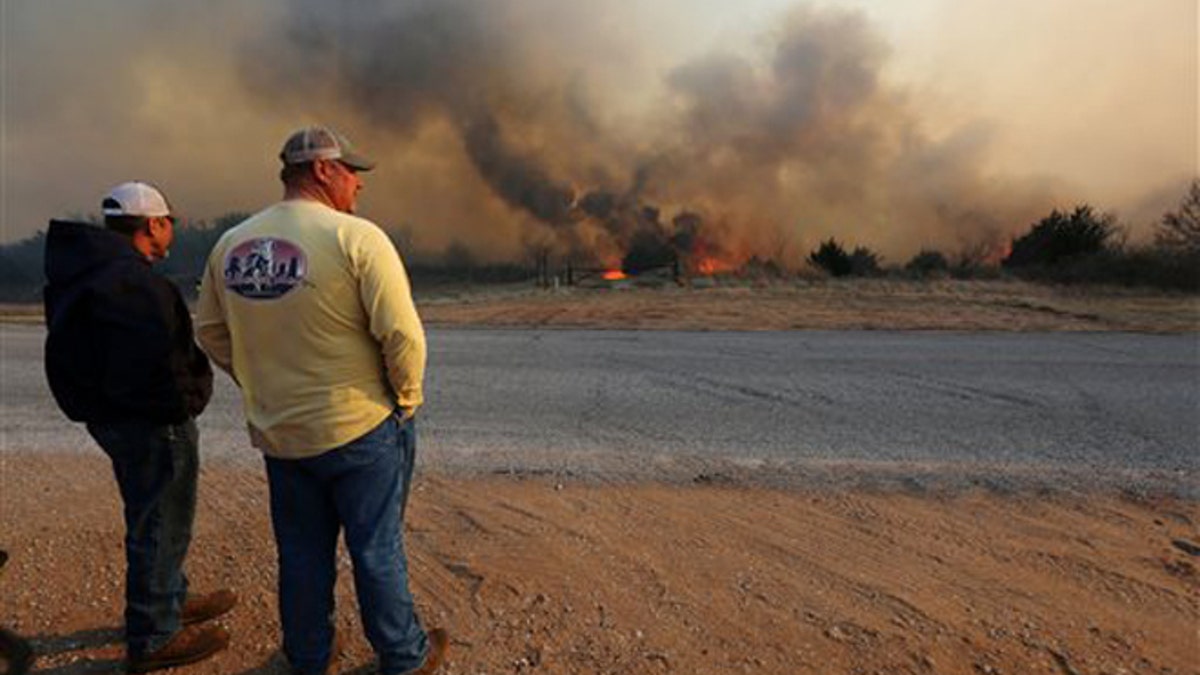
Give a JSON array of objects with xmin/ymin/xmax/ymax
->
[
  {"xmin": 166, "ymin": 283, "xmax": 213, "ymax": 418},
  {"xmin": 195, "ymin": 245, "xmax": 235, "ymax": 377},
  {"xmin": 351, "ymin": 224, "xmax": 426, "ymax": 412}
]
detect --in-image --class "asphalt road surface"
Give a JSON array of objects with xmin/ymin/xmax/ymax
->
[{"xmin": 3, "ymin": 325, "xmax": 1197, "ymax": 489}]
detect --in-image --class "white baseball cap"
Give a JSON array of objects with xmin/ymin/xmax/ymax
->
[
  {"xmin": 279, "ymin": 126, "xmax": 375, "ymax": 171},
  {"xmin": 101, "ymin": 181, "xmax": 172, "ymax": 218}
]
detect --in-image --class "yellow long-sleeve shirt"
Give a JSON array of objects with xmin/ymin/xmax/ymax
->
[{"xmin": 195, "ymin": 200, "xmax": 426, "ymax": 458}]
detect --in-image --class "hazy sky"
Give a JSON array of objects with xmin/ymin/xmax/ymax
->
[
  {"xmin": 1, "ymin": 0, "xmax": 1195, "ymax": 262},
  {"xmin": 674, "ymin": 0, "xmax": 1197, "ymax": 205}
]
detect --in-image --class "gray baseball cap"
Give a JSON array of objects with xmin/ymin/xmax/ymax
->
[{"xmin": 279, "ymin": 126, "xmax": 375, "ymax": 171}]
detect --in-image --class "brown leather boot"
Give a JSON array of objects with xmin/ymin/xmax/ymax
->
[
  {"xmin": 0, "ymin": 550, "xmax": 33, "ymax": 675},
  {"xmin": 403, "ymin": 628, "xmax": 448, "ymax": 675},
  {"xmin": 127, "ymin": 624, "xmax": 230, "ymax": 673},
  {"xmin": 0, "ymin": 626, "xmax": 34, "ymax": 675},
  {"xmin": 181, "ymin": 589, "xmax": 239, "ymax": 625}
]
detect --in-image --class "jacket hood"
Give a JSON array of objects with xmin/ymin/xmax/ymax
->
[{"xmin": 44, "ymin": 219, "xmax": 143, "ymax": 286}]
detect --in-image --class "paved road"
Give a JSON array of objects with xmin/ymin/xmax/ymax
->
[{"xmin": 3, "ymin": 325, "xmax": 1197, "ymax": 486}]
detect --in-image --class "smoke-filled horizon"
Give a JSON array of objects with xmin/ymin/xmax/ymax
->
[{"xmin": 2, "ymin": 0, "xmax": 1195, "ymax": 267}]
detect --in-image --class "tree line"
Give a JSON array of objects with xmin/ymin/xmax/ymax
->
[
  {"xmin": 810, "ymin": 179, "xmax": 1199, "ymax": 291},
  {"xmin": 0, "ymin": 212, "xmax": 529, "ymax": 302},
  {"xmin": 2, "ymin": 180, "xmax": 1198, "ymax": 301}
]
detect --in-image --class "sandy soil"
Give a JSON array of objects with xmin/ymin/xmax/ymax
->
[{"xmin": 1, "ymin": 453, "xmax": 1196, "ymax": 675}]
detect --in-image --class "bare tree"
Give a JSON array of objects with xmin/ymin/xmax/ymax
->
[{"xmin": 1156, "ymin": 179, "xmax": 1200, "ymax": 253}]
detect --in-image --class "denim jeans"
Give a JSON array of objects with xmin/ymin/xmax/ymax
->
[
  {"xmin": 265, "ymin": 414, "xmax": 428, "ymax": 675},
  {"xmin": 86, "ymin": 418, "xmax": 198, "ymax": 658}
]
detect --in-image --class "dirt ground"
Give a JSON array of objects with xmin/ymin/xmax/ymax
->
[
  {"xmin": 0, "ymin": 454, "xmax": 1196, "ymax": 675},
  {"xmin": 2, "ymin": 280, "xmax": 1197, "ymax": 674}
]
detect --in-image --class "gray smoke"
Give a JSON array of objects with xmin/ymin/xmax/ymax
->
[
  {"xmin": 241, "ymin": 0, "xmax": 1060, "ymax": 266},
  {"xmin": 7, "ymin": 1, "xmax": 1188, "ymax": 265},
  {"xmin": 244, "ymin": 0, "xmax": 597, "ymax": 230},
  {"xmin": 462, "ymin": 114, "xmax": 577, "ymax": 226},
  {"xmin": 648, "ymin": 7, "xmax": 1054, "ymax": 261}
]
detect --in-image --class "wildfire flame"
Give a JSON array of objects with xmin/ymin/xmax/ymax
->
[
  {"xmin": 602, "ymin": 269, "xmax": 627, "ymax": 281},
  {"xmin": 981, "ymin": 241, "xmax": 1013, "ymax": 266},
  {"xmin": 694, "ymin": 257, "xmax": 733, "ymax": 276}
]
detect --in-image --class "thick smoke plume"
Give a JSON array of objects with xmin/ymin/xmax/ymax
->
[
  {"xmin": 243, "ymin": 0, "xmax": 633, "ymax": 261},
  {"xmin": 244, "ymin": 0, "xmax": 1059, "ymax": 268},
  {"xmin": 3, "ymin": 0, "xmax": 1193, "ymax": 267}
]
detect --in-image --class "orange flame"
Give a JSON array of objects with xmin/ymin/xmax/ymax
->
[
  {"xmin": 602, "ymin": 269, "xmax": 627, "ymax": 281},
  {"xmin": 694, "ymin": 257, "xmax": 733, "ymax": 276},
  {"xmin": 982, "ymin": 241, "xmax": 1013, "ymax": 266}
]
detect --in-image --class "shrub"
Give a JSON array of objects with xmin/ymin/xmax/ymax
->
[
  {"xmin": 0, "ymin": 231, "xmax": 46, "ymax": 302},
  {"xmin": 1042, "ymin": 246, "xmax": 1200, "ymax": 292},
  {"xmin": 849, "ymin": 246, "xmax": 882, "ymax": 276},
  {"xmin": 1002, "ymin": 205, "xmax": 1117, "ymax": 269},
  {"xmin": 994, "ymin": 203, "xmax": 1200, "ymax": 290},
  {"xmin": 1156, "ymin": 179, "xmax": 1200, "ymax": 254},
  {"xmin": 905, "ymin": 249, "xmax": 949, "ymax": 278},
  {"xmin": 807, "ymin": 239, "xmax": 852, "ymax": 277}
]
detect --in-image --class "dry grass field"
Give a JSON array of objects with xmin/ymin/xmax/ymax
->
[
  {"xmin": 5, "ymin": 277, "xmax": 1198, "ymax": 332},
  {"xmin": 417, "ymin": 278, "xmax": 1199, "ymax": 333}
]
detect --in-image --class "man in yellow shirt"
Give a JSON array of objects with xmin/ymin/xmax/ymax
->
[{"xmin": 196, "ymin": 126, "xmax": 447, "ymax": 675}]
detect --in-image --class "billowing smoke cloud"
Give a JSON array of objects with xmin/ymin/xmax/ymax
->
[
  {"xmin": 461, "ymin": 114, "xmax": 577, "ymax": 226},
  {"xmin": 644, "ymin": 7, "xmax": 1060, "ymax": 263},
  {"xmin": 241, "ymin": 0, "xmax": 628, "ymax": 254},
  {"xmin": 242, "ymin": 0, "xmax": 1060, "ymax": 267},
  {"xmin": 2, "ymin": 0, "xmax": 1194, "ymax": 268}
]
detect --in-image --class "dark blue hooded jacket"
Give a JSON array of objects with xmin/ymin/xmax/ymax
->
[{"xmin": 42, "ymin": 220, "xmax": 212, "ymax": 424}]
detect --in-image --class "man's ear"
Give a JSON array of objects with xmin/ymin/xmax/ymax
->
[{"xmin": 313, "ymin": 159, "xmax": 336, "ymax": 186}]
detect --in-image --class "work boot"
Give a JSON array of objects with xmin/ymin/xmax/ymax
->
[
  {"xmin": 402, "ymin": 628, "xmax": 449, "ymax": 675},
  {"xmin": 127, "ymin": 624, "xmax": 230, "ymax": 673},
  {"xmin": 0, "ymin": 626, "xmax": 34, "ymax": 675},
  {"xmin": 181, "ymin": 589, "xmax": 238, "ymax": 625}
]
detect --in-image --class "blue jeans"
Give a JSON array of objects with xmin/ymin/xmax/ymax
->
[
  {"xmin": 86, "ymin": 418, "xmax": 198, "ymax": 658},
  {"xmin": 265, "ymin": 414, "xmax": 428, "ymax": 675}
]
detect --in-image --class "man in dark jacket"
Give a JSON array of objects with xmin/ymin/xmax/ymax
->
[{"xmin": 43, "ymin": 181, "xmax": 236, "ymax": 673}]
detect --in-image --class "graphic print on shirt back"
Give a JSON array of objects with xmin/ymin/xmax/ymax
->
[{"xmin": 223, "ymin": 238, "xmax": 307, "ymax": 299}]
